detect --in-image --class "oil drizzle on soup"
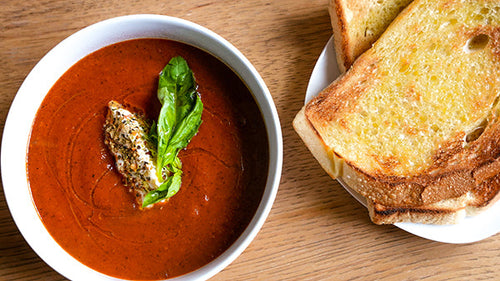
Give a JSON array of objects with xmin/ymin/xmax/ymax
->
[{"xmin": 27, "ymin": 39, "xmax": 269, "ymax": 279}]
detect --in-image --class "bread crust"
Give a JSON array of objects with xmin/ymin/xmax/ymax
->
[{"xmin": 328, "ymin": 0, "xmax": 350, "ymax": 73}]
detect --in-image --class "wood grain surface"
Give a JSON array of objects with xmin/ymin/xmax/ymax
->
[{"xmin": 1, "ymin": 0, "xmax": 499, "ymax": 280}]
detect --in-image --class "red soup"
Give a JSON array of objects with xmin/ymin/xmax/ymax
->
[{"xmin": 27, "ymin": 39, "xmax": 269, "ymax": 280}]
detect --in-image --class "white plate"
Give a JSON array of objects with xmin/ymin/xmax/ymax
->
[{"xmin": 305, "ymin": 36, "xmax": 500, "ymax": 244}]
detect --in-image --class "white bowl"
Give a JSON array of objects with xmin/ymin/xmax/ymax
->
[{"xmin": 2, "ymin": 14, "xmax": 282, "ymax": 281}]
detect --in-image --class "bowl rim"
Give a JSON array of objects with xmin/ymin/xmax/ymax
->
[{"xmin": 1, "ymin": 14, "xmax": 282, "ymax": 281}]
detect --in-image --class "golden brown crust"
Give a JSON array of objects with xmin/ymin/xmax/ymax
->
[
  {"xmin": 328, "ymin": 0, "xmax": 351, "ymax": 73},
  {"xmin": 336, "ymin": 146, "xmax": 500, "ymax": 224},
  {"xmin": 368, "ymin": 201, "xmax": 466, "ymax": 225},
  {"xmin": 305, "ymin": 57, "xmax": 377, "ymax": 123},
  {"xmin": 368, "ymin": 174, "xmax": 500, "ymax": 224}
]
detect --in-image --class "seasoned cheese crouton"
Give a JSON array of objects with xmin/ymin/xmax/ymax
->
[{"xmin": 104, "ymin": 101, "xmax": 161, "ymax": 206}]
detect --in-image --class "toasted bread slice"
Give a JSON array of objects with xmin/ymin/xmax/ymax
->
[
  {"xmin": 295, "ymin": 0, "xmax": 500, "ymax": 224},
  {"xmin": 329, "ymin": 0, "xmax": 412, "ymax": 73}
]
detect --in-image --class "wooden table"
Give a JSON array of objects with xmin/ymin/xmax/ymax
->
[{"xmin": 1, "ymin": 0, "xmax": 499, "ymax": 280}]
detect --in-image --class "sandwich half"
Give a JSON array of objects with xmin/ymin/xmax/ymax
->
[
  {"xmin": 295, "ymin": 0, "xmax": 500, "ymax": 224},
  {"xmin": 329, "ymin": 0, "xmax": 413, "ymax": 73}
]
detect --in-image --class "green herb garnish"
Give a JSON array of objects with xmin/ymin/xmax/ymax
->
[{"xmin": 142, "ymin": 56, "xmax": 203, "ymax": 208}]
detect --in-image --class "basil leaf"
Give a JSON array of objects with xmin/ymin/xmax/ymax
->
[
  {"xmin": 142, "ymin": 170, "xmax": 182, "ymax": 208},
  {"xmin": 158, "ymin": 56, "xmax": 193, "ymax": 101},
  {"xmin": 162, "ymin": 95, "xmax": 203, "ymax": 166},
  {"xmin": 142, "ymin": 56, "xmax": 202, "ymax": 208},
  {"xmin": 156, "ymin": 56, "xmax": 198, "ymax": 179},
  {"xmin": 147, "ymin": 120, "xmax": 158, "ymax": 152},
  {"xmin": 156, "ymin": 89, "xmax": 177, "ymax": 179}
]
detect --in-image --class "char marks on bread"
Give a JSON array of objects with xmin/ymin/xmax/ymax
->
[{"xmin": 295, "ymin": 0, "xmax": 500, "ymax": 224}]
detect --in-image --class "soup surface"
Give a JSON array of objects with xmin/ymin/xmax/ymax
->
[{"xmin": 27, "ymin": 39, "xmax": 268, "ymax": 279}]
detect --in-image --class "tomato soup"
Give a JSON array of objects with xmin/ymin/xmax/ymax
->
[{"xmin": 27, "ymin": 39, "xmax": 269, "ymax": 279}]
